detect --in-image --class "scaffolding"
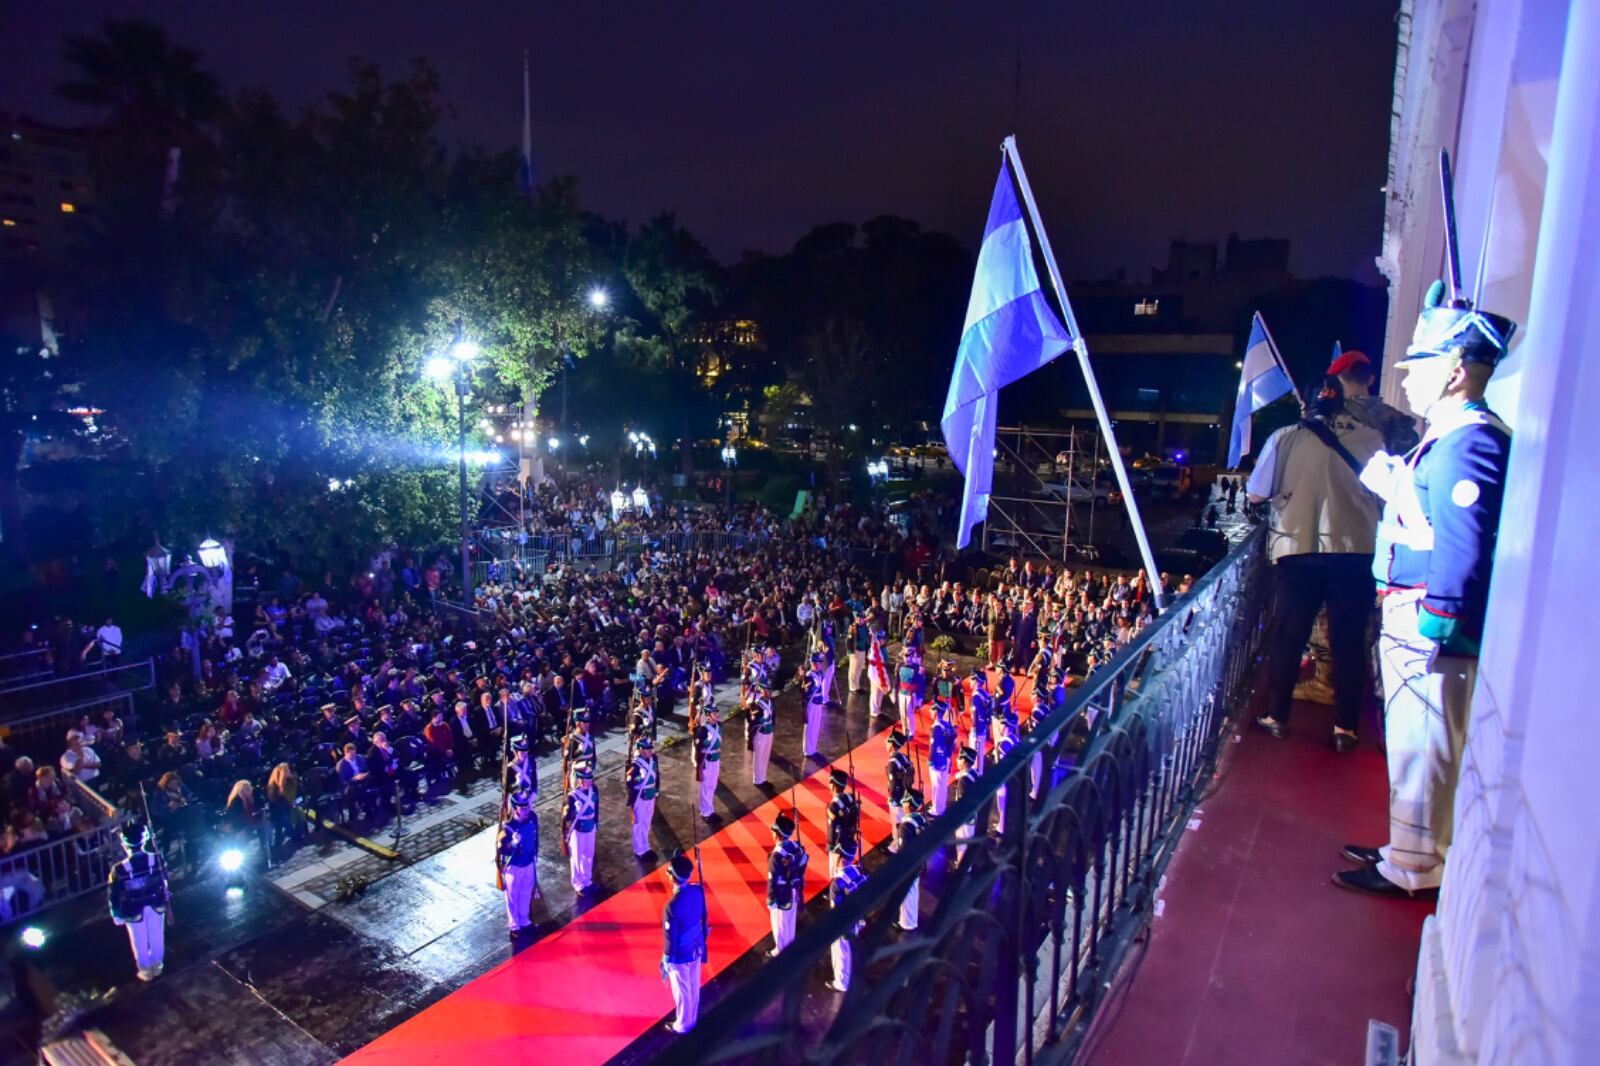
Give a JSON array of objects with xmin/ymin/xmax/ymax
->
[{"xmin": 981, "ymin": 424, "xmax": 1107, "ymax": 562}]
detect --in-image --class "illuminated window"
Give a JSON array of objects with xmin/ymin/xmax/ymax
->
[
  {"xmin": 1, "ymin": 219, "xmax": 13, "ymax": 227},
  {"xmin": 59, "ymin": 202, "xmax": 76, "ymax": 214},
  {"xmin": 1133, "ymin": 298, "xmax": 1160, "ymax": 316}
]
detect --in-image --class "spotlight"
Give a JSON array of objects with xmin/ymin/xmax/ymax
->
[
  {"xmin": 19, "ymin": 926, "xmax": 45, "ymax": 949},
  {"xmin": 219, "ymin": 848, "xmax": 245, "ymax": 873},
  {"xmin": 588, "ymin": 288, "xmax": 609, "ymax": 308},
  {"xmin": 425, "ymin": 356, "xmax": 454, "ymax": 380},
  {"xmin": 451, "ymin": 340, "xmax": 480, "ymax": 362},
  {"xmin": 225, "ymin": 886, "xmax": 246, "ymax": 901},
  {"xmin": 548, "ymin": 437, "xmax": 561, "ymax": 450}
]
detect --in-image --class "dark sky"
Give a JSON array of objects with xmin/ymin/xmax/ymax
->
[{"xmin": 3, "ymin": 1, "xmax": 1399, "ymax": 283}]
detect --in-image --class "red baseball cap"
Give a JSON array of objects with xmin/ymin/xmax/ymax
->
[{"xmin": 1326, "ymin": 349, "xmax": 1371, "ymax": 377}]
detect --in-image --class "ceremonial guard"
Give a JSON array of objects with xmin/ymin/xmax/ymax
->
[
  {"xmin": 627, "ymin": 734, "xmax": 660, "ymax": 857},
  {"xmin": 894, "ymin": 790, "xmax": 928, "ymax": 931},
  {"xmin": 847, "ymin": 614, "xmax": 872, "ymax": 693},
  {"xmin": 564, "ymin": 708, "xmax": 595, "ymax": 782},
  {"xmin": 564, "ymin": 758, "xmax": 599, "ymax": 893},
  {"xmin": 1338, "ymin": 281, "xmax": 1515, "ymax": 899},
  {"xmin": 826, "ymin": 836, "xmax": 867, "ymax": 993},
  {"xmin": 895, "ymin": 648, "xmax": 922, "ymax": 740},
  {"xmin": 927, "ymin": 699, "xmax": 957, "ymax": 816},
  {"xmin": 766, "ymin": 811, "xmax": 809, "ymax": 956},
  {"xmin": 825, "ymin": 767, "xmax": 860, "ymax": 878},
  {"xmin": 817, "ymin": 617, "xmax": 839, "ymax": 698},
  {"xmin": 748, "ymin": 679, "xmax": 775, "ymax": 786},
  {"xmin": 968, "ymin": 670, "xmax": 993, "ymax": 772},
  {"xmin": 932, "ymin": 661, "xmax": 959, "ymax": 725},
  {"xmin": 802, "ymin": 653, "xmax": 828, "ymax": 759},
  {"xmin": 497, "ymin": 789, "xmax": 541, "ymax": 933},
  {"xmin": 107, "ymin": 821, "xmax": 170, "ymax": 981},
  {"xmin": 867, "ymin": 628, "xmax": 892, "ymax": 718},
  {"xmin": 661, "ymin": 851, "xmax": 708, "ymax": 1034},
  {"xmin": 884, "ymin": 728, "xmax": 912, "ymax": 840},
  {"xmin": 506, "ymin": 733, "xmax": 538, "ymax": 799},
  {"xmin": 692, "ymin": 696, "xmax": 722, "ymax": 820},
  {"xmin": 993, "ymin": 669, "xmax": 1017, "ymax": 747},
  {"xmin": 952, "ymin": 746, "xmax": 981, "ymax": 864},
  {"xmin": 994, "ymin": 717, "xmax": 1022, "ymax": 830}
]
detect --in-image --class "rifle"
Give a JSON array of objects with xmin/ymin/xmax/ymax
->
[
  {"xmin": 841, "ymin": 672, "xmax": 862, "ymax": 858},
  {"xmin": 692, "ymin": 791, "xmax": 708, "ymax": 966},
  {"xmin": 688, "ymin": 653, "xmax": 704, "ymax": 783},
  {"xmin": 495, "ymin": 694, "xmax": 513, "ymax": 891},
  {"xmin": 559, "ymin": 695, "xmax": 575, "ymax": 858},
  {"xmin": 137, "ymin": 781, "xmax": 175, "ymax": 925}
]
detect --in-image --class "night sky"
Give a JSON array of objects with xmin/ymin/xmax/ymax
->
[{"xmin": 3, "ymin": 1, "xmax": 1399, "ymax": 282}]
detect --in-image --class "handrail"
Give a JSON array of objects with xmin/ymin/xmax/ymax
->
[
  {"xmin": 0, "ymin": 659, "xmax": 155, "ymax": 716},
  {"xmin": 664, "ymin": 524, "xmax": 1269, "ymax": 1064}
]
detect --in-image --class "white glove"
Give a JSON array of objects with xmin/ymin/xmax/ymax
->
[{"xmin": 1359, "ymin": 451, "xmax": 1403, "ymax": 501}]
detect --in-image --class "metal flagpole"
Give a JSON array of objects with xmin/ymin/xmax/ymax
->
[{"xmin": 1002, "ymin": 136, "xmax": 1167, "ymax": 610}]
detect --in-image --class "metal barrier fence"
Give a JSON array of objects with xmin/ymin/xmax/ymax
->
[
  {"xmin": 0, "ymin": 692, "xmax": 138, "ymax": 766},
  {"xmin": 664, "ymin": 525, "xmax": 1270, "ymax": 1066},
  {"xmin": 0, "ymin": 659, "xmax": 155, "ymax": 719},
  {"xmin": 0, "ymin": 648, "xmax": 53, "ymax": 690},
  {"xmin": 0, "ymin": 779, "xmax": 129, "ymax": 926}
]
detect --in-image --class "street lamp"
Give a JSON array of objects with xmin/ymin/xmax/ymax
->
[
  {"xmin": 720, "ymin": 443, "xmax": 737, "ymax": 509},
  {"xmin": 427, "ymin": 319, "xmax": 478, "ymax": 604},
  {"xmin": 588, "ymin": 288, "xmax": 608, "ymax": 309}
]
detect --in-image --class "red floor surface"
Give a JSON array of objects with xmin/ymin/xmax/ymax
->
[
  {"xmin": 347, "ymin": 671, "xmax": 1034, "ymax": 1065},
  {"xmin": 1083, "ymin": 697, "xmax": 1433, "ymax": 1066}
]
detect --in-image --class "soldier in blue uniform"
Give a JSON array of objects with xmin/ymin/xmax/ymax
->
[
  {"xmin": 968, "ymin": 670, "xmax": 993, "ymax": 773},
  {"xmin": 825, "ymin": 767, "xmax": 860, "ymax": 878},
  {"xmin": 802, "ymin": 652, "xmax": 828, "ymax": 759},
  {"xmin": 992, "ymin": 669, "xmax": 1017, "ymax": 748},
  {"xmin": 497, "ymin": 789, "xmax": 541, "ymax": 933},
  {"xmin": 1337, "ymin": 285, "xmax": 1515, "ymax": 899},
  {"xmin": 847, "ymin": 613, "xmax": 872, "ymax": 693},
  {"xmin": 505, "ymin": 733, "xmax": 538, "ymax": 799},
  {"xmin": 661, "ymin": 850, "xmax": 708, "ymax": 1033},
  {"xmin": 627, "ymin": 734, "xmax": 659, "ymax": 857},
  {"xmin": 107, "ymin": 821, "xmax": 170, "ymax": 981},
  {"xmin": 693, "ymin": 698, "xmax": 722, "ymax": 819},
  {"xmin": 952, "ymin": 746, "xmax": 981, "ymax": 864},
  {"xmin": 748, "ymin": 680, "xmax": 775, "ymax": 786},
  {"xmin": 895, "ymin": 648, "xmax": 922, "ymax": 741},
  {"xmin": 826, "ymin": 835, "xmax": 867, "ymax": 992},
  {"xmin": 894, "ymin": 790, "xmax": 927, "ymax": 932},
  {"xmin": 766, "ymin": 811, "xmax": 808, "ymax": 956},
  {"xmin": 884, "ymin": 728, "xmax": 912, "ymax": 842},
  {"xmin": 927, "ymin": 698, "xmax": 957, "ymax": 816},
  {"xmin": 564, "ymin": 758, "xmax": 599, "ymax": 893},
  {"xmin": 994, "ymin": 717, "xmax": 1023, "ymax": 831}
]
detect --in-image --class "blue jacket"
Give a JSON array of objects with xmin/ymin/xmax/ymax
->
[
  {"xmin": 662, "ymin": 882, "xmax": 708, "ymax": 964},
  {"xmin": 928, "ymin": 718, "xmax": 956, "ymax": 772}
]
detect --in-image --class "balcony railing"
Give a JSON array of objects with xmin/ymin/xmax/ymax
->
[
  {"xmin": 665, "ymin": 524, "xmax": 1270, "ymax": 1065},
  {"xmin": 0, "ymin": 778, "xmax": 129, "ymax": 925}
]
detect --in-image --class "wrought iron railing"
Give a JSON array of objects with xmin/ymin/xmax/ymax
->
[
  {"xmin": 664, "ymin": 525, "xmax": 1269, "ymax": 1065},
  {"xmin": 0, "ymin": 779, "xmax": 129, "ymax": 925}
]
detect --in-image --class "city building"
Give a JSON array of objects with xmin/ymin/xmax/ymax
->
[{"xmin": 0, "ymin": 111, "xmax": 96, "ymax": 348}]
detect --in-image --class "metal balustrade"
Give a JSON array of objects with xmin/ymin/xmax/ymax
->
[
  {"xmin": 663, "ymin": 525, "xmax": 1270, "ymax": 1066},
  {"xmin": 0, "ymin": 779, "xmax": 129, "ymax": 925}
]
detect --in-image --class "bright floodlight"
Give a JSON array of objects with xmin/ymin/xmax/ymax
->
[
  {"xmin": 219, "ymin": 848, "xmax": 245, "ymax": 873},
  {"xmin": 327, "ymin": 477, "xmax": 343, "ymax": 492},
  {"xmin": 425, "ymin": 356, "xmax": 454, "ymax": 380},
  {"xmin": 225, "ymin": 885, "xmax": 245, "ymax": 900},
  {"xmin": 548, "ymin": 437, "xmax": 561, "ymax": 450},
  {"xmin": 588, "ymin": 289, "xmax": 608, "ymax": 308},
  {"xmin": 451, "ymin": 339, "xmax": 480, "ymax": 362},
  {"xmin": 578, "ymin": 434, "xmax": 590, "ymax": 447},
  {"xmin": 19, "ymin": 926, "xmax": 45, "ymax": 949},
  {"xmin": 197, "ymin": 536, "xmax": 229, "ymax": 569}
]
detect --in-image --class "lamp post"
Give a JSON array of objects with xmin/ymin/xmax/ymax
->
[
  {"xmin": 720, "ymin": 443, "xmax": 737, "ymax": 509},
  {"xmin": 428, "ymin": 320, "xmax": 479, "ymax": 605}
]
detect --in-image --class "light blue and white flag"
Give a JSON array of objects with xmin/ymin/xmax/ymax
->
[
  {"xmin": 941, "ymin": 158, "xmax": 1074, "ymax": 549},
  {"xmin": 1227, "ymin": 312, "xmax": 1294, "ymax": 468}
]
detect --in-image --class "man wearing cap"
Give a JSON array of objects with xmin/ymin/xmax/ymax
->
[
  {"xmin": 1337, "ymin": 286, "xmax": 1515, "ymax": 899},
  {"xmin": 693, "ymin": 701, "xmax": 722, "ymax": 819},
  {"xmin": 506, "ymin": 733, "xmax": 538, "ymax": 799},
  {"xmin": 847, "ymin": 613, "xmax": 872, "ymax": 694},
  {"xmin": 627, "ymin": 734, "xmax": 660, "ymax": 857},
  {"xmin": 661, "ymin": 850, "xmax": 708, "ymax": 1033},
  {"xmin": 952, "ymin": 746, "xmax": 981, "ymax": 864},
  {"xmin": 802, "ymin": 653, "xmax": 828, "ymax": 760},
  {"xmin": 748, "ymin": 682, "xmax": 775, "ymax": 786},
  {"xmin": 968, "ymin": 672, "xmax": 993, "ymax": 773},
  {"xmin": 1329, "ymin": 348, "xmax": 1421, "ymax": 454},
  {"xmin": 825, "ymin": 767, "xmax": 860, "ymax": 878},
  {"xmin": 107, "ymin": 821, "xmax": 170, "ymax": 981},
  {"xmin": 884, "ymin": 729, "xmax": 912, "ymax": 844},
  {"xmin": 894, "ymin": 790, "xmax": 927, "ymax": 932},
  {"xmin": 1248, "ymin": 359, "xmax": 1385, "ymax": 753},
  {"xmin": 497, "ymin": 789, "xmax": 541, "ymax": 933},
  {"xmin": 765, "ymin": 811, "xmax": 808, "ymax": 956},
  {"xmin": 826, "ymin": 835, "xmax": 867, "ymax": 993},
  {"xmin": 927, "ymin": 699, "xmax": 956, "ymax": 816},
  {"xmin": 895, "ymin": 648, "xmax": 922, "ymax": 741},
  {"xmin": 564, "ymin": 759, "xmax": 599, "ymax": 893}
]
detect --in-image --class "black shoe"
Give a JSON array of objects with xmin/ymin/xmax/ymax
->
[
  {"xmin": 1254, "ymin": 714, "xmax": 1288, "ymax": 740},
  {"xmin": 1332, "ymin": 865, "xmax": 1437, "ymax": 899},
  {"xmin": 1341, "ymin": 844, "xmax": 1382, "ymax": 866},
  {"xmin": 1332, "ymin": 731, "xmax": 1358, "ymax": 754}
]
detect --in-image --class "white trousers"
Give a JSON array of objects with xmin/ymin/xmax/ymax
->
[
  {"xmin": 568, "ymin": 827, "xmax": 595, "ymax": 891},
  {"xmin": 503, "ymin": 861, "xmax": 538, "ymax": 930},
  {"xmin": 849, "ymin": 651, "xmax": 866, "ymax": 691},
  {"xmin": 769, "ymin": 903, "xmax": 796, "ymax": 953},
  {"xmin": 897, "ymin": 689, "xmax": 917, "ymax": 739},
  {"xmin": 632, "ymin": 796, "xmax": 656, "ymax": 855},
  {"xmin": 969, "ymin": 727, "xmax": 988, "ymax": 772},
  {"xmin": 1377, "ymin": 590, "xmax": 1477, "ymax": 892},
  {"xmin": 929, "ymin": 767, "xmax": 950, "ymax": 816},
  {"xmin": 804, "ymin": 699, "xmax": 824, "ymax": 756},
  {"xmin": 830, "ymin": 936, "xmax": 852, "ymax": 989},
  {"xmin": 869, "ymin": 676, "xmax": 887, "ymax": 717},
  {"xmin": 663, "ymin": 958, "xmax": 701, "ymax": 1033},
  {"xmin": 121, "ymin": 906, "xmax": 166, "ymax": 980},
  {"xmin": 898, "ymin": 877, "xmax": 920, "ymax": 930},
  {"xmin": 752, "ymin": 731, "xmax": 773, "ymax": 785},
  {"xmin": 698, "ymin": 760, "xmax": 719, "ymax": 817},
  {"xmin": 1030, "ymin": 751, "xmax": 1044, "ymax": 799}
]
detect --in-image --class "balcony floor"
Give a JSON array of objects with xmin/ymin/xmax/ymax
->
[{"xmin": 1084, "ymin": 692, "xmax": 1433, "ymax": 1066}]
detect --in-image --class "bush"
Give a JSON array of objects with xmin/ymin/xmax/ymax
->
[{"xmin": 928, "ymin": 634, "xmax": 957, "ymax": 653}]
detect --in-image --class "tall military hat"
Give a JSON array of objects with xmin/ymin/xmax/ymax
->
[
  {"xmin": 828, "ymin": 767, "xmax": 850, "ymax": 790},
  {"xmin": 901, "ymin": 788, "xmax": 925, "ymax": 812},
  {"xmin": 958, "ymin": 745, "xmax": 978, "ymax": 766},
  {"xmin": 119, "ymin": 819, "xmax": 149, "ymax": 850},
  {"xmin": 886, "ymin": 727, "xmax": 907, "ymax": 749},
  {"xmin": 1399, "ymin": 280, "xmax": 1517, "ymax": 368},
  {"xmin": 669, "ymin": 850, "xmax": 695, "ymax": 882},
  {"xmin": 572, "ymin": 707, "xmax": 591, "ymax": 724},
  {"xmin": 510, "ymin": 789, "xmax": 533, "ymax": 809},
  {"xmin": 572, "ymin": 758, "xmax": 594, "ymax": 781},
  {"xmin": 772, "ymin": 811, "xmax": 796, "ymax": 838},
  {"xmin": 512, "ymin": 734, "xmax": 530, "ymax": 752}
]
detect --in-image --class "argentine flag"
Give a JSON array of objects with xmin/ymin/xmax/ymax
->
[
  {"xmin": 1227, "ymin": 312, "xmax": 1294, "ymax": 468},
  {"xmin": 941, "ymin": 158, "xmax": 1074, "ymax": 549}
]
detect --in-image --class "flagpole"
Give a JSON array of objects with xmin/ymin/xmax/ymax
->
[
  {"xmin": 1254, "ymin": 313, "xmax": 1308, "ymax": 410},
  {"xmin": 1002, "ymin": 136, "xmax": 1167, "ymax": 610}
]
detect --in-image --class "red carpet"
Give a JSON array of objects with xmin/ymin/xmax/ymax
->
[{"xmin": 347, "ymin": 670, "xmax": 1033, "ymax": 1065}]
